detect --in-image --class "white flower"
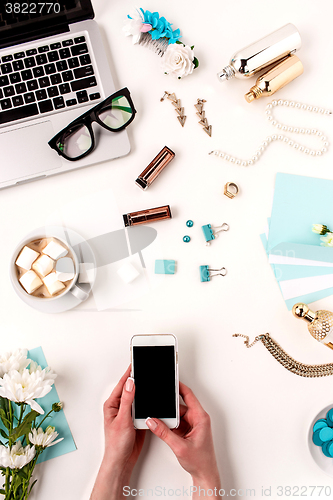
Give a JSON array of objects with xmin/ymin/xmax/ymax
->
[
  {"xmin": 312, "ymin": 224, "xmax": 329, "ymax": 235},
  {"xmin": 29, "ymin": 426, "xmax": 63, "ymax": 448},
  {"xmin": 123, "ymin": 8, "xmax": 152, "ymax": 44},
  {"xmin": 321, "ymin": 232, "xmax": 333, "ymax": 247},
  {"xmin": 0, "ymin": 365, "xmax": 56, "ymax": 414},
  {"xmin": 0, "ymin": 441, "xmax": 35, "ymax": 469},
  {"xmin": 0, "ymin": 349, "xmax": 30, "ymax": 378},
  {"xmin": 161, "ymin": 44, "xmax": 195, "ymax": 79}
]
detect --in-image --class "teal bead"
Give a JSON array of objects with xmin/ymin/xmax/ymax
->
[
  {"xmin": 326, "ymin": 408, "xmax": 333, "ymax": 427},
  {"xmin": 322, "ymin": 441, "xmax": 333, "ymax": 458},
  {"xmin": 186, "ymin": 220, "xmax": 194, "ymax": 228},
  {"xmin": 313, "ymin": 429, "xmax": 324, "ymax": 446},
  {"xmin": 319, "ymin": 427, "xmax": 333, "ymax": 442},
  {"xmin": 313, "ymin": 420, "xmax": 328, "ymax": 433},
  {"xmin": 183, "ymin": 235, "xmax": 191, "ymax": 243}
]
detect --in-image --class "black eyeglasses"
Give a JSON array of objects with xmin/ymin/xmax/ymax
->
[{"xmin": 48, "ymin": 88, "xmax": 136, "ymax": 161}]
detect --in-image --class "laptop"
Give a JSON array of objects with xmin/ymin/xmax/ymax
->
[{"xmin": 0, "ymin": 0, "xmax": 130, "ymax": 189}]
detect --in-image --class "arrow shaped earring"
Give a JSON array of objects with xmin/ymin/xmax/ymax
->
[
  {"xmin": 160, "ymin": 91, "xmax": 187, "ymax": 127},
  {"xmin": 195, "ymin": 99, "xmax": 212, "ymax": 137}
]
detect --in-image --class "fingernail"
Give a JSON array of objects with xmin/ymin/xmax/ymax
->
[
  {"xmin": 145, "ymin": 418, "xmax": 157, "ymax": 430},
  {"xmin": 125, "ymin": 377, "xmax": 134, "ymax": 392}
]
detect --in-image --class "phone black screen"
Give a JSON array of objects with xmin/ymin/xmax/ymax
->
[{"xmin": 133, "ymin": 345, "xmax": 176, "ymax": 419}]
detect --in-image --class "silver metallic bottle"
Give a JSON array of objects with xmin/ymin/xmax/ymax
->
[{"xmin": 217, "ymin": 23, "xmax": 301, "ymax": 82}]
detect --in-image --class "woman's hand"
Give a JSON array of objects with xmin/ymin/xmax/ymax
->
[
  {"xmin": 146, "ymin": 382, "xmax": 221, "ymax": 498},
  {"xmin": 90, "ymin": 366, "xmax": 146, "ymax": 500}
]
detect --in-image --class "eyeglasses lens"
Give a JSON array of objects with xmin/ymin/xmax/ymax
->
[
  {"xmin": 57, "ymin": 124, "xmax": 92, "ymax": 159},
  {"xmin": 97, "ymin": 95, "xmax": 133, "ymax": 130}
]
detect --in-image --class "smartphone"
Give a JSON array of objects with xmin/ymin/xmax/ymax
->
[{"xmin": 130, "ymin": 334, "xmax": 179, "ymax": 429}]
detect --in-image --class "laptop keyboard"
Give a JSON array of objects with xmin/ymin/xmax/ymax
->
[{"xmin": 0, "ymin": 35, "xmax": 101, "ymax": 125}]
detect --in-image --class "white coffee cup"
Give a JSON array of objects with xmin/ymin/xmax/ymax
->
[{"xmin": 10, "ymin": 234, "xmax": 89, "ymax": 302}]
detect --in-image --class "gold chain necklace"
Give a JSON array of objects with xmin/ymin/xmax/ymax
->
[{"xmin": 233, "ymin": 333, "xmax": 333, "ymax": 377}]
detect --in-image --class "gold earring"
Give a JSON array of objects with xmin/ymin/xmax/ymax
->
[
  {"xmin": 195, "ymin": 99, "xmax": 212, "ymax": 137},
  {"xmin": 160, "ymin": 91, "xmax": 187, "ymax": 127}
]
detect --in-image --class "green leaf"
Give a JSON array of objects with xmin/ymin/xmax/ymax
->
[
  {"xmin": 193, "ymin": 57, "xmax": 199, "ymax": 69},
  {"xmin": 0, "ymin": 429, "xmax": 8, "ymax": 440},
  {"xmin": 12, "ymin": 472, "xmax": 22, "ymax": 492},
  {"xmin": 191, "ymin": 45, "xmax": 194, "ymax": 50},
  {"xmin": 28, "ymin": 479, "xmax": 38, "ymax": 497},
  {"xmin": 17, "ymin": 468, "xmax": 28, "ymax": 481},
  {"xmin": 10, "ymin": 411, "xmax": 39, "ymax": 442},
  {"xmin": 0, "ymin": 409, "xmax": 11, "ymax": 430},
  {"xmin": 175, "ymin": 40, "xmax": 182, "ymax": 44},
  {"xmin": 0, "ymin": 398, "xmax": 9, "ymax": 424},
  {"xmin": 0, "ymin": 489, "xmax": 5, "ymax": 495}
]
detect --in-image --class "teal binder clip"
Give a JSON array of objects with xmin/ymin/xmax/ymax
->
[
  {"xmin": 201, "ymin": 223, "xmax": 229, "ymax": 245},
  {"xmin": 200, "ymin": 265, "xmax": 227, "ymax": 282}
]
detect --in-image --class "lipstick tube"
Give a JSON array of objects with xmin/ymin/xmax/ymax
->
[
  {"xmin": 135, "ymin": 146, "xmax": 175, "ymax": 190},
  {"xmin": 123, "ymin": 205, "xmax": 172, "ymax": 227}
]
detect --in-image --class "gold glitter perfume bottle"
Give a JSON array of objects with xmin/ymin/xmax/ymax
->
[
  {"xmin": 292, "ymin": 303, "xmax": 333, "ymax": 350},
  {"xmin": 244, "ymin": 55, "xmax": 303, "ymax": 103}
]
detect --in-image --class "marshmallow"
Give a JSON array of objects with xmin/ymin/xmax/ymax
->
[
  {"xmin": 19, "ymin": 270, "xmax": 43, "ymax": 294},
  {"xmin": 16, "ymin": 246, "xmax": 40, "ymax": 270},
  {"xmin": 43, "ymin": 240, "xmax": 68, "ymax": 260},
  {"xmin": 32, "ymin": 254, "xmax": 54, "ymax": 277},
  {"xmin": 43, "ymin": 272, "xmax": 66, "ymax": 296},
  {"xmin": 56, "ymin": 257, "xmax": 75, "ymax": 282},
  {"xmin": 117, "ymin": 263, "xmax": 140, "ymax": 284},
  {"xmin": 79, "ymin": 263, "xmax": 94, "ymax": 284}
]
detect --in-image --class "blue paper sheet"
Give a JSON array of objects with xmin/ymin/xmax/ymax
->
[
  {"xmin": 260, "ymin": 234, "xmax": 333, "ymax": 310},
  {"xmin": 27, "ymin": 347, "xmax": 77, "ymax": 463},
  {"xmin": 267, "ymin": 173, "xmax": 333, "ymax": 253}
]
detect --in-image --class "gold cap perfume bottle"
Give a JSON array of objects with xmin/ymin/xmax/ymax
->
[
  {"xmin": 292, "ymin": 303, "xmax": 333, "ymax": 350},
  {"xmin": 244, "ymin": 54, "xmax": 303, "ymax": 103}
]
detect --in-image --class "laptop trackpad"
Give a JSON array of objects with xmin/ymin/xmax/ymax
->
[{"xmin": 0, "ymin": 121, "xmax": 61, "ymax": 184}]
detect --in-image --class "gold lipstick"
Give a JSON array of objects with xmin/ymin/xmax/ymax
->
[
  {"xmin": 135, "ymin": 146, "xmax": 175, "ymax": 190},
  {"xmin": 123, "ymin": 205, "xmax": 172, "ymax": 227}
]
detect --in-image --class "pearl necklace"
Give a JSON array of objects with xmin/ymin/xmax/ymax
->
[{"xmin": 209, "ymin": 99, "xmax": 332, "ymax": 166}]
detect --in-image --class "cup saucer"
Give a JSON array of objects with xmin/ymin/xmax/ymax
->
[{"xmin": 11, "ymin": 226, "xmax": 96, "ymax": 314}]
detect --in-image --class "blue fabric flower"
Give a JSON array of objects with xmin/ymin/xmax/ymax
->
[
  {"xmin": 142, "ymin": 9, "xmax": 182, "ymax": 44},
  {"xmin": 167, "ymin": 28, "xmax": 181, "ymax": 44}
]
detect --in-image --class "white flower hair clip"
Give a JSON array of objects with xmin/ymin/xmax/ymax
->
[{"xmin": 123, "ymin": 7, "xmax": 199, "ymax": 79}]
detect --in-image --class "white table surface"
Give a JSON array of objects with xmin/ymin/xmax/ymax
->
[{"xmin": 2, "ymin": 0, "xmax": 333, "ymax": 498}]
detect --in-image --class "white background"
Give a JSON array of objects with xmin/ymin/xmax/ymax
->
[{"xmin": 1, "ymin": 0, "xmax": 333, "ymax": 498}]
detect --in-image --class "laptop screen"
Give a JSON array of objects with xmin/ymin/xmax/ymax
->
[{"xmin": 0, "ymin": 0, "xmax": 94, "ymax": 49}]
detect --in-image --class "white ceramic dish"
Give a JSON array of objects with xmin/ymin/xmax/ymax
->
[{"xmin": 308, "ymin": 404, "xmax": 333, "ymax": 477}]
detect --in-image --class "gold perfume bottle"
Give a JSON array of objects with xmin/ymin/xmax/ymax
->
[
  {"xmin": 244, "ymin": 54, "xmax": 303, "ymax": 103},
  {"xmin": 292, "ymin": 303, "xmax": 333, "ymax": 350}
]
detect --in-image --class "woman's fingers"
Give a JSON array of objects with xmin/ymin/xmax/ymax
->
[
  {"xmin": 179, "ymin": 382, "xmax": 205, "ymax": 413},
  {"xmin": 103, "ymin": 366, "xmax": 131, "ymax": 421},
  {"xmin": 118, "ymin": 376, "xmax": 136, "ymax": 424}
]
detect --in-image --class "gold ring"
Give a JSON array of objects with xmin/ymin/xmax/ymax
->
[{"xmin": 224, "ymin": 182, "xmax": 239, "ymax": 199}]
